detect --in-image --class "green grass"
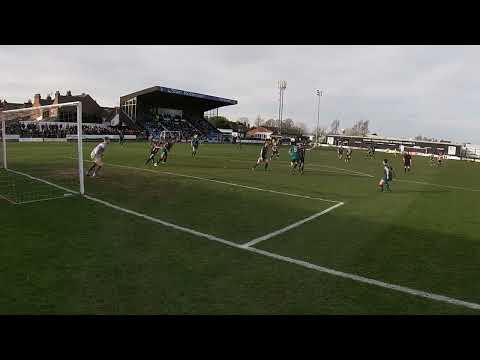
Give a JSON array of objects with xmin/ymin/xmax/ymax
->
[{"xmin": 1, "ymin": 141, "xmax": 480, "ymax": 314}]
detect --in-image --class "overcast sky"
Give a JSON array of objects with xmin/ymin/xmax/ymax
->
[{"xmin": 1, "ymin": 45, "xmax": 479, "ymax": 143}]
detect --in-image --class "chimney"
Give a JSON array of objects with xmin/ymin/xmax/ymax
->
[
  {"xmin": 34, "ymin": 93, "xmax": 41, "ymax": 106},
  {"xmin": 55, "ymin": 91, "xmax": 60, "ymax": 103},
  {"xmin": 66, "ymin": 90, "xmax": 72, "ymax": 96},
  {"xmin": 46, "ymin": 94, "xmax": 52, "ymax": 101}
]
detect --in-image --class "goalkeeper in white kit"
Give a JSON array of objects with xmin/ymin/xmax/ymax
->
[{"xmin": 86, "ymin": 137, "xmax": 110, "ymax": 177}]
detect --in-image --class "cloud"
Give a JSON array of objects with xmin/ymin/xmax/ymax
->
[{"xmin": 1, "ymin": 45, "xmax": 479, "ymax": 143}]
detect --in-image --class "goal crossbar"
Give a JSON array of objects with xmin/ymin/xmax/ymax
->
[{"xmin": 1, "ymin": 101, "xmax": 85, "ymax": 195}]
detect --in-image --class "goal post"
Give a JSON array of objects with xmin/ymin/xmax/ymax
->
[
  {"xmin": 159, "ymin": 130, "xmax": 181, "ymax": 141},
  {"xmin": 77, "ymin": 101, "xmax": 84, "ymax": 195},
  {"xmin": 2, "ymin": 119, "xmax": 6, "ymax": 170},
  {"xmin": 0, "ymin": 101, "xmax": 85, "ymax": 203}
]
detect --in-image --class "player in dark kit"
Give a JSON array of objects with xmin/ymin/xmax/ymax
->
[
  {"xmin": 437, "ymin": 151, "xmax": 444, "ymax": 166},
  {"xmin": 337, "ymin": 145, "xmax": 344, "ymax": 160},
  {"xmin": 252, "ymin": 141, "xmax": 270, "ymax": 171},
  {"xmin": 403, "ymin": 151, "xmax": 412, "ymax": 173},
  {"xmin": 119, "ymin": 129, "xmax": 125, "ymax": 145},
  {"xmin": 297, "ymin": 140, "xmax": 306, "ymax": 174},
  {"xmin": 345, "ymin": 147, "xmax": 352, "ymax": 163},
  {"xmin": 145, "ymin": 139, "xmax": 162, "ymax": 165},
  {"xmin": 367, "ymin": 144, "xmax": 376, "ymax": 158},
  {"xmin": 270, "ymin": 138, "xmax": 280, "ymax": 160}
]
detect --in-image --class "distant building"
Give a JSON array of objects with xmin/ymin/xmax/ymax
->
[
  {"xmin": 326, "ymin": 134, "xmax": 463, "ymax": 157},
  {"xmin": 246, "ymin": 126, "xmax": 275, "ymax": 140},
  {"xmin": 217, "ymin": 128, "xmax": 234, "ymax": 142},
  {"xmin": 119, "ymin": 85, "xmax": 237, "ymax": 138},
  {"xmin": 0, "ymin": 99, "xmax": 32, "ymax": 111},
  {"xmin": 2, "ymin": 91, "xmax": 110, "ymax": 123},
  {"xmin": 49, "ymin": 90, "xmax": 107, "ymax": 123}
]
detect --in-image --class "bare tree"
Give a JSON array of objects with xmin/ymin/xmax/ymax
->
[
  {"xmin": 238, "ymin": 117, "xmax": 250, "ymax": 127},
  {"xmin": 296, "ymin": 122, "xmax": 308, "ymax": 135},
  {"xmin": 264, "ymin": 118, "xmax": 276, "ymax": 128},
  {"xmin": 330, "ymin": 119, "xmax": 340, "ymax": 134},
  {"xmin": 254, "ymin": 115, "xmax": 264, "ymax": 128},
  {"xmin": 283, "ymin": 118, "xmax": 295, "ymax": 133},
  {"xmin": 359, "ymin": 120, "xmax": 369, "ymax": 136},
  {"xmin": 316, "ymin": 126, "xmax": 327, "ymax": 137},
  {"xmin": 345, "ymin": 120, "xmax": 370, "ymax": 136}
]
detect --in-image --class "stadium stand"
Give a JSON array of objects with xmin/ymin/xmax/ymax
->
[
  {"xmin": 4, "ymin": 121, "xmax": 143, "ymax": 139},
  {"xmin": 119, "ymin": 86, "xmax": 237, "ymax": 141}
]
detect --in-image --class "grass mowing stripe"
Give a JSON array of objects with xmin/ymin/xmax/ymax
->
[
  {"xmin": 196, "ymin": 155, "xmax": 375, "ymax": 178},
  {"xmin": 246, "ymin": 247, "xmax": 480, "ymax": 311},
  {"xmin": 242, "ymin": 202, "xmax": 345, "ymax": 247},
  {"xmin": 83, "ymin": 195, "xmax": 241, "ymax": 248},
  {"xmin": 69, "ymin": 157, "xmax": 341, "ymax": 203},
  {"xmin": 81, "ymin": 193, "xmax": 480, "ymax": 312},
  {"xmin": 8, "ymin": 162, "xmax": 480, "ymax": 311}
]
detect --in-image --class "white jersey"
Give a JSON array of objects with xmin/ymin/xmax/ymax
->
[{"xmin": 91, "ymin": 142, "xmax": 107, "ymax": 158}]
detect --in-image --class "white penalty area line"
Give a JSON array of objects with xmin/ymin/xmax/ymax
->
[
  {"xmin": 0, "ymin": 192, "xmax": 17, "ymax": 204},
  {"xmin": 396, "ymin": 179, "xmax": 480, "ymax": 192},
  {"xmin": 312, "ymin": 164, "xmax": 374, "ymax": 178},
  {"xmin": 242, "ymin": 201, "xmax": 345, "ymax": 247},
  {"xmin": 246, "ymin": 246, "xmax": 480, "ymax": 311}
]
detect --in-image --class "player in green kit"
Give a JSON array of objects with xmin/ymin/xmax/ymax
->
[{"xmin": 289, "ymin": 139, "xmax": 300, "ymax": 174}]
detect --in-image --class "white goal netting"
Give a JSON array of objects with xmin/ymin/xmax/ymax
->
[
  {"xmin": 0, "ymin": 102, "xmax": 84, "ymax": 204},
  {"xmin": 159, "ymin": 130, "xmax": 181, "ymax": 141}
]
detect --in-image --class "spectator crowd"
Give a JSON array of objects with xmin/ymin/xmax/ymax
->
[{"xmin": 3, "ymin": 121, "xmax": 143, "ymax": 138}]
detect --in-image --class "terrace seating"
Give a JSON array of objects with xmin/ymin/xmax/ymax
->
[{"xmin": 3, "ymin": 121, "xmax": 142, "ymax": 138}]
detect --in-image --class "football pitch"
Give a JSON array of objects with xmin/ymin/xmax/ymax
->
[{"xmin": 1, "ymin": 141, "xmax": 480, "ymax": 314}]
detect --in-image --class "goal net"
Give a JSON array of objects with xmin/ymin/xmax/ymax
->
[
  {"xmin": 0, "ymin": 102, "xmax": 84, "ymax": 204},
  {"xmin": 158, "ymin": 130, "xmax": 181, "ymax": 141}
]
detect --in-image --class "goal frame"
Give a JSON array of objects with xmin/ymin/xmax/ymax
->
[
  {"xmin": 1, "ymin": 101, "xmax": 85, "ymax": 195},
  {"xmin": 159, "ymin": 130, "xmax": 181, "ymax": 141}
]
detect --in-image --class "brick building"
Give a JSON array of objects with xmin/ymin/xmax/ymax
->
[{"xmin": 1, "ymin": 91, "xmax": 111, "ymax": 123}]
